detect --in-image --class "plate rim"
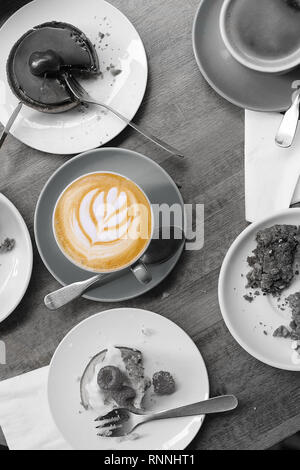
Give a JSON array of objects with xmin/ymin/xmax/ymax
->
[
  {"xmin": 218, "ymin": 207, "xmax": 300, "ymax": 371},
  {"xmin": 48, "ymin": 307, "xmax": 210, "ymax": 450},
  {"xmin": 34, "ymin": 147, "xmax": 185, "ymax": 302},
  {"xmin": 0, "ymin": 0, "xmax": 149, "ymax": 155},
  {"xmin": 192, "ymin": 0, "xmax": 289, "ymax": 113},
  {"xmin": 0, "ymin": 193, "xmax": 33, "ymax": 323}
]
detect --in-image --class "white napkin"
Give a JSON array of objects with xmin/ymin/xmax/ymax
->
[
  {"xmin": 0, "ymin": 367, "xmax": 71, "ymax": 450},
  {"xmin": 245, "ymin": 110, "xmax": 300, "ymax": 222}
]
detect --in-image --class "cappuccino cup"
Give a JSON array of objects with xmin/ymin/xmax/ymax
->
[
  {"xmin": 220, "ymin": 0, "xmax": 300, "ymax": 73},
  {"xmin": 53, "ymin": 172, "xmax": 154, "ymax": 284}
]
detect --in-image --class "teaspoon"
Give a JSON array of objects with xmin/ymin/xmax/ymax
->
[{"xmin": 44, "ymin": 226, "xmax": 185, "ymax": 310}]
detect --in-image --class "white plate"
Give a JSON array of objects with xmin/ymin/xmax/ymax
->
[
  {"xmin": 48, "ymin": 308, "xmax": 209, "ymax": 450},
  {"xmin": 219, "ymin": 209, "xmax": 300, "ymax": 371},
  {"xmin": 0, "ymin": 193, "xmax": 33, "ymax": 322},
  {"xmin": 0, "ymin": 0, "xmax": 148, "ymax": 154}
]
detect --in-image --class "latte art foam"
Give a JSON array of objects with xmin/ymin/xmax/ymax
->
[{"xmin": 54, "ymin": 173, "xmax": 152, "ymax": 272}]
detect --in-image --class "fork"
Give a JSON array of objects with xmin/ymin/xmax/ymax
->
[
  {"xmin": 95, "ymin": 395, "xmax": 238, "ymax": 437},
  {"xmin": 63, "ymin": 73, "xmax": 184, "ymax": 158}
]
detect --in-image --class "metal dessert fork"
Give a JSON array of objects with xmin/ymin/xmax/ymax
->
[
  {"xmin": 63, "ymin": 73, "xmax": 184, "ymax": 158},
  {"xmin": 95, "ymin": 395, "xmax": 238, "ymax": 437}
]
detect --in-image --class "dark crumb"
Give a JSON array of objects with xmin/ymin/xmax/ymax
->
[
  {"xmin": 285, "ymin": 0, "xmax": 300, "ymax": 11},
  {"xmin": 246, "ymin": 225, "xmax": 300, "ymax": 296},
  {"xmin": 152, "ymin": 371, "xmax": 176, "ymax": 396},
  {"xmin": 286, "ymin": 293, "xmax": 300, "ymax": 340},
  {"xmin": 296, "ymin": 271, "xmax": 299, "ymax": 275},
  {"xmin": 110, "ymin": 68, "xmax": 122, "ymax": 77},
  {"xmin": 241, "ymin": 274, "xmax": 244, "ymax": 277},
  {"xmin": 0, "ymin": 238, "xmax": 15, "ymax": 253},
  {"xmin": 273, "ymin": 325, "xmax": 291, "ymax": 339},
  {"xmin": 244, "ymin": 294, "xmax": 254, "ymax": 303},
  {"xmin": 263, "ymin": 331, "xmax": 268, "ymax": 336},
  {"xmin": 254, "ymin": 291, "xmax": 260, "ymax": 296}
]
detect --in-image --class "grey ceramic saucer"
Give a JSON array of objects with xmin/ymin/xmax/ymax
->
[
  {"xmin": 34, "ymin": 148, "xmax": 184, "ymax": 302},
  {"xmin": 192, "ymin": 0, "xmax": 300, "ymax": 112}
]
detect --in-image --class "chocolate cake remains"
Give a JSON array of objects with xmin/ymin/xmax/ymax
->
[
  {"xmin": 7, "ymin": 21, "xmax": 99, "ymax": 113},
  {"xmin": 246, "ymin": 225, "xmax": 300, "ymax": 296},
  {"xmin": 274, "ymin": 292, "xmax": 300, "ymax": 341},
  {"xmin": 285, "ymin": 0, "xmax": 300, "ymax": 12},
  {"xmin": 0, "ymin": 238, "xmax": 15, "ymax": 253},
  {"xmin": 152, "ymin": 371, "xmax": 176, "ymax": 396}
]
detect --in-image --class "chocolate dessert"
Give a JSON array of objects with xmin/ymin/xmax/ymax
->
[
  {"xmin": 7, "ymin": 22, "xmax": 99, "ymax": 113},
  {"xmin": 246, "ymin": 225, "xmax": 300, "ymax": 296},
  {"xmin": 273, "ymin": 292, "xmax": 300, "ymax": 364},
  {"xmin": 274, "ymin": 292, "xmax": 300, "ymax": 341},
  {"xmin": 152, "ymin": 371, "xmax": 176, "ymax": 396},
  {"xmin": 80, "ymin": 347, "xmax": 151, "ymax": 412},
  {"xmin": 0, "ymin": 238, "xmax": 15, "ymax": 253}
]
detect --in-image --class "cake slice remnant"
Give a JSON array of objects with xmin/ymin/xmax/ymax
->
[
  {"xmin": 0, "ymin": 238, "xmax": 15, "ymax": 253},
  {"xmin": 246, "ymin": 225, "xmax": 300, "ymax": 296},
  {"xmin": 273, "ymin": 292, "xmax": 300, "ymax": 364}
]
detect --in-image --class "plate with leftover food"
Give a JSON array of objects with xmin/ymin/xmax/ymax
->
[
  {"xmin": 0, "ymin": 0, "xmax": 148, "ymax": 154},
  {"xmin": 0, "ymin": 193, "xmax": 33, "ymax": 323},
  {"xmin": 219, "ymin": 209, "xmax": 300, "ymax": 371},
  {"xmin": 48, "ymin": 308, "xmax": 209, "ymax": 450}
]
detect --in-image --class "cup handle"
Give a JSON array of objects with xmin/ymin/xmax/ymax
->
[{"xmin": 131, "ymin": 261, "xmax": 152, "ymax": 285}]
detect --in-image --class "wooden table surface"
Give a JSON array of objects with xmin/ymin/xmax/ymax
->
[{"xmin": 0, "ymin": 0, "xmax": 299, "ymax": 451}]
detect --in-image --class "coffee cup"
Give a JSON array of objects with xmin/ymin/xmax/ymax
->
[
  {"xmin": 220, "ymin": 0, "xmax": 300, "ymax": 74},
  {"xmin": 53, "ymin": 171, "xmax": 154, "ymax": 285}
]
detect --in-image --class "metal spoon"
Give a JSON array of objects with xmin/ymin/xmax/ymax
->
[
  {"xmin": 44, "ymin": 226, "xmax": 185, "ymax": 310},
  {"xmin": 275, "ymin": 88, "xmax": 300, "ymax": 148}
]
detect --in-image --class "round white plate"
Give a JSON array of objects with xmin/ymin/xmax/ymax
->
[
  {"xmin": 219, "ymin": 209, "xmax": 300, "ymax": 371},
  {"xmin": 0, "ymin": 193, "xmax": 33, "ymax": 323},
  {"xmin": 0, "ymin": 0, "xmax": 148, "ymax": 154},
  {"xmin": 48, "ymin": 308, "xmax": 209, "ymax": 450}
]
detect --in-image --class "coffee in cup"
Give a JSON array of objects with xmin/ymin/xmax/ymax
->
[
  {"xmin": 53, "ymin": 172, "xmax": 153, "ymax": 273},
  {"xmin": 220, "ymin": 0, "xmax": 300, "ymax": 73}
]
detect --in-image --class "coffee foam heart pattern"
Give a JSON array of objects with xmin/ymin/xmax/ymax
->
[
  {"xmin": 54, "ymin": 173, "xmax": 152, "ymax": 272},
  {"xmin": 76, "ymin": 188, "xmax": 132, "ymax": 243}
]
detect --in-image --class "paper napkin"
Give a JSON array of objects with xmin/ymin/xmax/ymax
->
[
  {"xmin": 245, "ymin": 110, "xmax": 300, "ymax": 223},
  {"xmin": 0, "ymin": 367, "xmax": 71, "ymax": 450}
]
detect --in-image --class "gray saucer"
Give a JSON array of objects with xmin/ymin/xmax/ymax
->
[
  {"xmin": 34, "ymin": 148, "xmax": 184, "ymax": 302},
  {"xmin": 193, "ymin": 0, "xmax": 300, "ymax": 112}
]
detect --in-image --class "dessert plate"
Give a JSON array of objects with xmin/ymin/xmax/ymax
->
[
  {"xmin": 0, "ymin": 193, "xmax": 33, "ymax": 323},
  {"xmin": 48, "ymin": 308, "xmax": 210, "ymax": 450},
  {"xmin": 193, "ymin": 0, "xmax": 300, "ymax": 112},
  {"xmin": 34, "ymin": 148, "xmax": 185, "ymax": 302},
  {"xmin": 0, "ymin": 0, "xmax": 148, "ymax": 154},
  {"xmin": 219, "ymin": 208, "xmax": 300, "ymax": 371}
]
